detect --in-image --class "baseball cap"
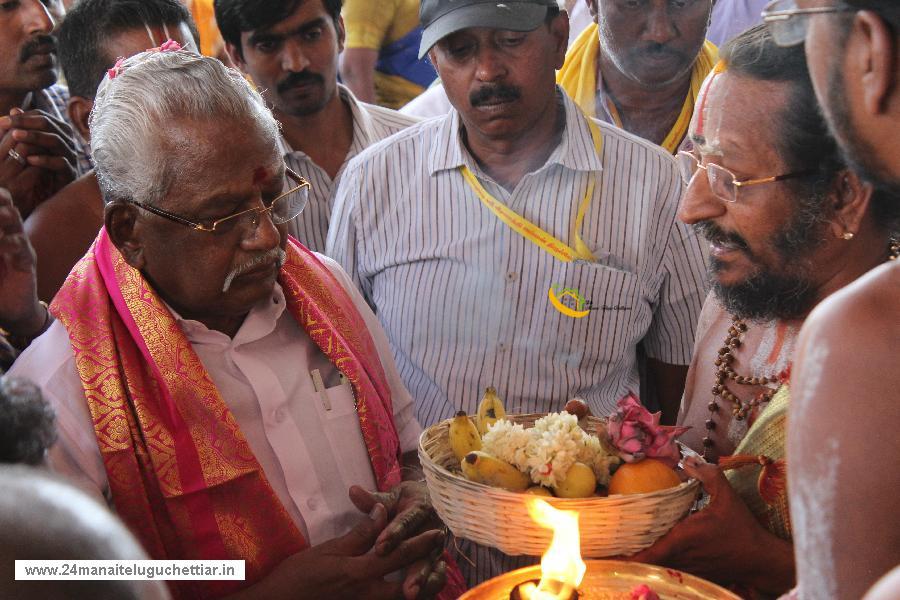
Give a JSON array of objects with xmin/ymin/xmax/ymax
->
[{"xmin": 418, "ymin": 0, "xmax": 559, "ymax": 59}]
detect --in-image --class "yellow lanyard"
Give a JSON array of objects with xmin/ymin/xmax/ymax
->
[{"xmin": 460, "ymin": 119, "xmax": 603, "ymax": 263}]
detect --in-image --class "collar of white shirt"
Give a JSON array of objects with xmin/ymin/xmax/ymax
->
[
  {"xmin": 426, "ymin": 88, "xmax": 605, "ymax": 177},
  {"xmin": 165, "ymin": 283, "xmax": 287, "ymax": 348}
]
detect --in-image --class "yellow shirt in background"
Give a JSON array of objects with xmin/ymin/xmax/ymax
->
[
  {"xmin": 188, "ymin": 0, "xmax": 225, "ymax": 58},
  {"xmin": 342, "ymin": 0, "xmax": 433, "ymax": 108}
]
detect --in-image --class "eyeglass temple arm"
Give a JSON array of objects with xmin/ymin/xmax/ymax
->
[
  {"xmin": 130, "ymin": 200, "xmax": 210, "ymax": 230},
  {"xmin": 733, "ymin": 169, "xmax": 817, "ymax": 187}
]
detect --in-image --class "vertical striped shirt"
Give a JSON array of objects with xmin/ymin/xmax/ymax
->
[
  {"xmin": 280, "ymin": 85, "xmax": 419, "ymax": 253},
  {"xmin": 328, "ymin": 91, "xmax": 707, "ymax": 422},
  {"xmin": 327, "ymin": 90, "xmax": 708, "ymax": 585}
]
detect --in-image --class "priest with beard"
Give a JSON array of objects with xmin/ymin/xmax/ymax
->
[{"xmin": 629, "ymin": 26, "xmax": 898, "ymax": 598}]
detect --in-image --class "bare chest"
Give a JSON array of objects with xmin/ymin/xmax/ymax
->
[{"xmin": 681, "ymin": 318, "xmax": 798, "ymax": 462}]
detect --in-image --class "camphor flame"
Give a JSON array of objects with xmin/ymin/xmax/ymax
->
[{"xmin": 519, "ymin": 498, "xmax": 586, "ymax": 599}]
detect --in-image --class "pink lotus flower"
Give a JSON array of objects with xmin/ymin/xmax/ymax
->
[
  {"xmin": 154, "ymin": 39, "xmax": 183, "ymax": 53},
  {"xmin": 607, "ymin": 393, "xmax": 689, "ymax": 468}
]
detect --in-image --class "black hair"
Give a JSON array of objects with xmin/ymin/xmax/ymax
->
[
  {"xmin": 722, "ymin": 25, "xmax": 842, "ymax": 185},
  {"xmin": 843, "ymin": 0, "xmax": 900, "ymax": 30},
  {"xmin": 214, "ymin": 0, "xmax": 343, "ymax": 59},
  {"xmin": 0, "ymin": 377, "xmax": 57, "ymax": 466},
  {"xmin": 58, "ymin": 0, "xmax": 200, "ymax": 99},
  {"xmin": 723, "ymin": 24, "xmax": 898, "ymax": 236}
]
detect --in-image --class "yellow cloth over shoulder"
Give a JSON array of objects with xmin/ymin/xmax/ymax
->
[
  {"xmin": 557, "ymin": 23, "xmax": 718, "ymax": 154},
  {"xmin": 726, "ymin": 384, "xmax": 792, "ymax": 540}
]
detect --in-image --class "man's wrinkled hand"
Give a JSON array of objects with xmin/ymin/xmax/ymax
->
[
  {"xmin": 350, "ymin": 481, "xmax": 439, "ymax": 556},
  {"xmin": 350, "ymin": 482, "xmax": 447, "ymax": 599},
  {"xmin": 233, "ymin": 503, "xmax": 446, "ymax": 600}
]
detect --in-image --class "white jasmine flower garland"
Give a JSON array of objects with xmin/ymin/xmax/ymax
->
[
  {"xmin": 481, "ymin": 420, "xmax": 532, "ymax": 471},
  {"xmin": 480, "ymin": 413, "xmax": 620, "ymax": 488}
]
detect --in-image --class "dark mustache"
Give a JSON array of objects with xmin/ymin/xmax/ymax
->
[
  {"xmin": 469, "ymin": 84, "xmax": 521, "ymax": 107},
  {"xmin": 693, "ymin": 221, "xmax": 749, "ymax": 252},
  {"xmin": 632, "ymin": 42, "xmax": 687, "ymax": 62},
  {"xmin": 276, "ymin": 71, "xmax": 324, "ymax": 94},
  {"xmin": 19, "ymin": 35, "xmax": 56, "ymax": 63}
]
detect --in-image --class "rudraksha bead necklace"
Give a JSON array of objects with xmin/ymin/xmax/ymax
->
[{"xmin": 702, "ymin": 238, "xmax": 900, "ymax": 460}]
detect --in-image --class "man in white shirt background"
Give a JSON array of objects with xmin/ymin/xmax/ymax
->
[
  {"xmin": 214, "ymin": 0, "xmax": 419, "ymax": 253},
  {"xmin": 328, "ymin": 0, "xmax": 707, "ymax": 583}
]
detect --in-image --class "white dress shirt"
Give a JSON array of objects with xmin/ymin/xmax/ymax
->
[
  {"xmin": 281, "ymin": 85, "xmax": 419, "ymax": 253},
  {"xmin": 9, "ymin": 255, "xmax": 421, "ymax": 546}
]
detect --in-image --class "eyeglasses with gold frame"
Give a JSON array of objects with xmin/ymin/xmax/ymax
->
[
  {"xmin": 125, "ymin": 166, "xmax": 310, "ymax": 233},
  {"xmin": 676, "ymin": 151, "xmax": 816, "ymax": 203}
]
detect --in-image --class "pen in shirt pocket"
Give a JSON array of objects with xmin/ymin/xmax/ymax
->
[{"xmin": 309, "ymin": 369, "xmax": 332, "ymax": 411}]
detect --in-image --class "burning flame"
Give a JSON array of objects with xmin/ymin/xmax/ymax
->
[{"xmin": 519, "ymin": 498, "xmax": 587, "ymax": 599}]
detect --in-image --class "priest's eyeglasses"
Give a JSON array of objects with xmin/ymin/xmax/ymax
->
[
  {"xmin": 762, "ymin": 0, "xmax": 856, "ymax": 47},
  {"xmin": 126, "ymin": 167, "xmax": 310, "ymax": 233},
  {"xmin": 676, "ymin": 151, "xmax": 816, "ymax": 203}
]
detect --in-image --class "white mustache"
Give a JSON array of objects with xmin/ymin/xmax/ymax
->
[{"xmin": 222, "ymin": 247, "xmax": 286, "ymax": 293}]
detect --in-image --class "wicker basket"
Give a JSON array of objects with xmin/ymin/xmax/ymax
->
[{"xmin": 419, "ymin": 413, "xmax": 701, "ymax": 557}]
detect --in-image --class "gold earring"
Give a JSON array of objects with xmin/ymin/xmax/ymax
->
[{"xmin": 842, "ymin": 232, "xmax": 855, "ymax": 241}]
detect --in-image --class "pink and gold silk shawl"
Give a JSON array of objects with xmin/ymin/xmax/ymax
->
[{"xmin": 50, "ymin": 231, "xmax": 411, "ymax": 598}]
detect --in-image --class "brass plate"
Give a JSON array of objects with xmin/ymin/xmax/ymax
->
[{"xmin": 459, "ymin": 560, "xmax": 741, "ymax": 599}]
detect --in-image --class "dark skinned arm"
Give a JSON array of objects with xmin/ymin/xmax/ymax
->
[{"xmin": 646, "ymin": 358, "xmax": 688, "ymax": 425}]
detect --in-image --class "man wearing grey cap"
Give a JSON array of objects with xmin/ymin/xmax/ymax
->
[{"xmin": 327, "ymin": 0, "xmax": 706, "ymax": 583}]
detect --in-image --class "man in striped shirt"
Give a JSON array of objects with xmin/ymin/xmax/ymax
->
[
  {"xmin": 214, "ymin": 0, "xmax": 419, "ymax": 253},
  {"xmin": 0, "ymin": 0, "xmax": 89, "ymax": 219},
  {"xmin": 327, "ymin": 0, "xmax": 706, "ymax": 583}
]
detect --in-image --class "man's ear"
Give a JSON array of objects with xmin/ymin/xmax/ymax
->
[
  {"xmin": 66, "ymin": 96, "xmax": 93, "ymax": 143},
  {"xmin": 105, "ymin": 201, "xmax": 146, "ymax": 269},
  {"xmin": 827, "ymin": 169, "xmax": 872, "ymax": 240},
  {"xmin": 852, "ymin": 10, "xmax": 897, "ymax": 116},
  {"xmin": 225, "ymin": 41, "xmax": 246, "ymax": 72},
  {"xmin": 337, "ymin": 15, "xmax": 346, "ymax": 54},
  {"xmin": 550, "ymin": 10, "xmax": 571, "ymax": 69}
]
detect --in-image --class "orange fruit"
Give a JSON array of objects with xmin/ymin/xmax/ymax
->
[{"xmin": 608, "ymin": 459, "xmax": 681, "ymax": 495}]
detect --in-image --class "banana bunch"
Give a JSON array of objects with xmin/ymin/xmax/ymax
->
[
  {"xmin": 450, "ymin": 388, "xmax": 527, "ymax": 491},
  {"xmin": 450, "ymin": 390, "xmax": 600, "ymax": 498},
  {"xmin": 448, "ymin": 387, "xmax": 508, "ymax": 460}
]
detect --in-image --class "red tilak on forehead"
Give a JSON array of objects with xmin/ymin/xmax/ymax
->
[{"xmin": 252, "ymin": 167, "xmax": 269, "ymax": 185}]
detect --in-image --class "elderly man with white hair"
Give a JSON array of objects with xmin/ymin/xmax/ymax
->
[{"xmin": 9, "ymin": 47, "xmax": 463, "ymax": 600}]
